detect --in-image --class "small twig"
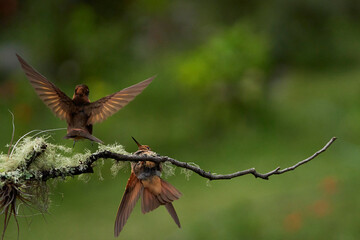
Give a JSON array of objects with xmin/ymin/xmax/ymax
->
[
  {"xmin": 7, "ymin": 110, "xmax": 15, "ymax": 157},
  {"xmin": 20, "ymin": 137, "xmax": 336, "ymax": 182},
  {"xmin": 9, "ymin": 128, "xmax": 66, "ymax": 159}
]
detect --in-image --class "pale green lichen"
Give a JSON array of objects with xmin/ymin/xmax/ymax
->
[
  {"xmin": 26, "ymin": 181, "xmax": 50, "ymax": 213},
  {"xmin": 96, "ymin": 158, "xmax": 105, "ymax": 181},
  {"xmin": 110, "ymin": 161, "xmax": 130, "ymax": 177},
  {"xmin": 1, "ymin": 137, "xmax": 134, "ymax": 182},
  {"xmin": 97, "ymin": 142, "xmax": 130, "ymax": 177},
  {"xmin": 77, "ymin": 173, "xmax": 91, "ymax": 183},
  {"xmin": 0, "ymin": 135, "xmax": 93, "ymax": 177},
  {"xmin": 32, "ymin": 141, "xmax": 82, "ymax": 171},
  {"xmin": 180, "ymin": 162, "xmax": 200, "ymax": 181},
  {"xmin": 0, "ymin": 137, "xmax": 47, "ymax": 172},
  {"xmin": 206, "ymin": 179, "xmax": 212, "ymax": 187},
  {"xmin": 162, "ymin": 161, "xmax": 176, "ymax": 178},
  {"xmin": 96, "ymin": 142, "xmax": 128, "ymax": 155}
]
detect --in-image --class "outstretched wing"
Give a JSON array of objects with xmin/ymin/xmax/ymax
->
[
  {"xmin": 86, "ymin": 76, "xmax": 155, "ymax": 124},
  {"xmin": 16, "ymin": 54, "xmax": 73, "ymax": 121},
  {"xmin": 114, "ymin": 172, "xmax": 143, "ymax": 237}
]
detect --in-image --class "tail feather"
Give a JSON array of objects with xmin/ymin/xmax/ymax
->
[
  {"xmin": 165, "ymin": 203, "xmax": 181, "ymax": 228},
  {"xmin": 64, "ymin": 129, "xmax": 103, "ymax": 144},
  {"xmin": 156, "ymin": 194, "xmax": 169, "ymax": 204},
  {"xmin": 160, "ymin": 180, "xmax": 181, "ymax": 227},
  {"xmin": 141, "ymin": 178, "xmax": 182, "ymax": 228},
  {"xmin": 141, "ymin": 188, "xmax": 161, "ymax": 214}
]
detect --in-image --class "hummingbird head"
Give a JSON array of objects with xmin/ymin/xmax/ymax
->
[
  {"xmin": 74, "ymin": 84, "xmax": 90, "ymax": 97},
  {"xmin": 132, "ymin": 137, "xmax": 151, "ymax": 151}
]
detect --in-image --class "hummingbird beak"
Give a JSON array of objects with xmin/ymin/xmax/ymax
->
[{"xmin": 131, "ymin": 136, "xmax": 142, "ymax": 147}]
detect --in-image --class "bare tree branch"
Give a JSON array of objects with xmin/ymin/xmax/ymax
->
[
  {"xmin": 22, "ymin": 137, "xmax": 336, "ymax": 182},
  {"xmin": 0, "ymin": 137, "xmax": 336, "ymax": 183}
]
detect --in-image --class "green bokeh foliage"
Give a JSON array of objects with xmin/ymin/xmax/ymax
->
[{"xmin": 0, "ymin": 0, "xmax": 359, "ymax": 239}]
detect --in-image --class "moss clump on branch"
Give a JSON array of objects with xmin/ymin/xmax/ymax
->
[
  {"xmin": 97, "ymin": 143, "xmax": 129, "ymax": 177},
  {"xmin": 180, "ymin": 162, "xmax": 201, "ymax": 180},
  {"xmin": 0, "ymin": 135, "xmax": 131, "ymax": 239},
  {"xmin": 0, "ymin": 136, "xmax": 129, "ymax": 181}
]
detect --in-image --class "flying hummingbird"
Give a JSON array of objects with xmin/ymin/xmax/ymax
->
[
  {"xmin": 16, "ymin": 54, "xmax": 154, "ymax": 144},
  {"xmin": 114, "ymin": 137, "xmax": 181, "ymax": 236}
]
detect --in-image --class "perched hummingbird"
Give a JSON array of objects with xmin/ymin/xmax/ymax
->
[
  {"xmin": 114, "ymin": 137, "xmax": 181, "ymax": 236},
  {"xmin": 16, "ymin": 54, "xmax": 154, "ymax": 144}
]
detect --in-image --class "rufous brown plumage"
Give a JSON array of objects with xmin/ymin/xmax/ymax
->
[
  {"xmin": 114, "ymin": 137, "xmax": 181, "ymax": 237},
  {"xmin": 16, "ymin": 54, "xmax": 155, "ymax": 144}
]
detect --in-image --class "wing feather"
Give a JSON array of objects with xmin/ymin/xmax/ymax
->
[
  {"xmin": 114, "ymin": 172, "xmax": 143, "ymax": 237},
  {"xmin": 160, "ymin": 179, "xmax": 182, "ymax": 201},
  {"xmin": 86, "ymin": 76, "xmax": 155, "ymax": 124},
  {"xmin": 16, "ymin": 54, "xmax": 73, "ymax": 121}
]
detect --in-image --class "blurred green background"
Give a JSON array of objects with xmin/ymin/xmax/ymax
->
[{"xmin": 1, "ymin": 0, "xmax": 360, "ymax": 239}]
